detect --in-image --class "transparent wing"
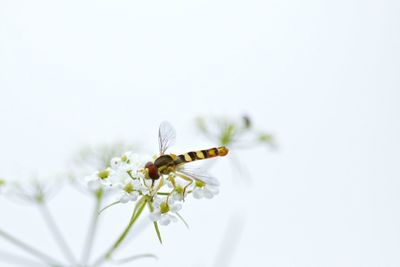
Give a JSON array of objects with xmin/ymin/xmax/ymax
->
[
  {"xmin": 175, "ymin": 165, "xmax": 219, "ymax": 186},
  {"xmin": 158, "ymin": 121, "xmax": 176, "ymax": 155}
]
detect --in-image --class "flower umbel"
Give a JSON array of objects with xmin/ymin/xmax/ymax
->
[
  {"xmin": 90, "ymin": 149, "xmax": 221, "ymax": 230},
  {"xmin": 72, "ymin": 121, "xmax": 230, "ymax": 266},
  {"xmin": 0, "ymin": 116, "xmax": 272, "ymax": 267},
  {"xmin": 196, "ymin": 114, "xmax": 276, "ymax": 149}
]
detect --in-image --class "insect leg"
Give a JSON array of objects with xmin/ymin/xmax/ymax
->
[
  {"xmin": 166, "ymin": 175, "xmax": 177, "ymax": 202},
  {"xmin": 175, "ymin": 173, "xmax": 194, "ymax": 201}
]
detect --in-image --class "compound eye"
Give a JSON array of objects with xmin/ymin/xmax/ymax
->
[
  {"xmin": 145, "ymin": 162, "xmax": 153, "ymax": 168},
  {"xmin": 145, "ymin": 162, "xmax": 160, "ymax": 180}
]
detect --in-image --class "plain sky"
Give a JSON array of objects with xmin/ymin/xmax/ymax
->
[{"xmin": 0, "ymin": 0, "xmax": 400, "ymax": 267}]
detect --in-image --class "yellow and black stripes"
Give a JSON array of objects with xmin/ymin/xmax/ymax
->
[{"xmin": 175, "ymin": 146, "xmax": 229, "ymax": 164}]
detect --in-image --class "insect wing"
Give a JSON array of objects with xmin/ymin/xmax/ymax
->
[
  {"xmin": 176, "ymin": 166, "xmax": 219, "ymax": 186},
  {"xmin": 158, "ymin": 121, "xmax": 176, "ymax": 155}
]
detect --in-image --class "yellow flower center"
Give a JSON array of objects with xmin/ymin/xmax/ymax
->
[
  {"xmin": 97, "ymin": 169, "xmax": 109, "ymax": 179},
  {"xmin": 121, "ymin": 155, "xmax": 128, "ymax": 162},
  {"xmin": 124, "ymin": 183, "xmax": 134, "ymax": 193},
  {"xmin": 175, "ymin": 185, "xmax": 184, "ymax": 194},
  {"xmin": 160, "ymin": 202, "xmax": 170, "ymax": 214},
  {"xmin": 195, "ymin": 180, "xmax": 205, "ymax": 187}
]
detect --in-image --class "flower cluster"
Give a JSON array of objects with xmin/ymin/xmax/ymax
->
[
  {"xmin": 0, "ymin": 176, "xmax": 62, "ymax": 204},
  {"xmin": 85, "ymin": 151, "xmax": 220, "ymax": 226},
  {"xmin": 85, "ymin": 152, "xmax": 151, "ymax": 196},
  {"xmin": 196, "ymin": 114, "xmax": 276, "ymax": 149}
]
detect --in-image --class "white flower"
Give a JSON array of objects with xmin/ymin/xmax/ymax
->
[
  {"xmin": 192, "ymin": 181, "xmax": 219, "ymax": 199},
  {"xmin": 149, "ymin": 197, "xmax": 182, "ymax": 226},
  {"xmin": 110, "ymin": 157, "xmax": 122, "ymax": 169},
  {"xmin": 85, "ymin": 153, "xmax": 154, "ymax": 201},
  {"xmin": 118, "ymin": 179, "xmax": 141, "ymax": 203},
  {"xmin": 166, "ymin": 178, "xmax": 190, "ymax": 201},
  {"xmin": 109, "ymin": 153, "xmax": 150, "ymax": 183},
  {"xmin": 87, "ymin": 178, "xmax": 103, "ymax": 191},
  {"xmin": 85, "ymin": 168, "xmax": 118, "ymax": 192}
]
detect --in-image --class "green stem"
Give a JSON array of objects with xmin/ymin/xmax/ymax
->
[
  {"xmin": 0, "ymin": 228, "xmax": 62, "ymax": 266},
  {"xmin": 98, "ymin": 200, "xmax": 120, "ymax": 215},
  {"xmin": 81, "ymin": 189, "xmax": 103, "ymax": 266},
  {"xmin": 91, "ymin": 196, "xmax": 147, "ymax": 267},
  {"xmin": 39, "ymin": 203, "xmax": 77, "ymax": 265},
  {"xmin": 147, "ymin": 201, "xmax": 162, "ymax": 244},
  {"xmin": 156, "ymin": 192, "xmax": 169, "ymax": 196}
]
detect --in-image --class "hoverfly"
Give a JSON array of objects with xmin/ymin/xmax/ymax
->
[{"xmin": 143, "ymin": 122, "xmax": 229, "ymax": 192}]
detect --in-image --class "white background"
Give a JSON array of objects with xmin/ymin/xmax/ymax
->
[{"xmin": 0, "ymin": 0, "xmax": 400, "ymax": 266}]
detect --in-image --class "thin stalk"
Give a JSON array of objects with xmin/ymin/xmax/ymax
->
[
  {"xmin": 90, "ymin": 196, "xmax": 147, "ymax": 267},
  {"xmin": 212, "ymin": 214, "xmax": 245, "ymax": 267},
  {"xmin": 0, "ymin": 228, "xmax": 62, "ymax": 266},
  {"xmin": 81, "ymin": 189, "xmax": 103, "ymax": 266},
  {"xmin": 147, "ymin": 201, "xmax": 162, "ymax": 244},
  {"xmin": 39, "ymin": 203, "xmax": 77, "ymax": 265},
  {"xmin": 175, "ymin": 212, "xmax": 189, "ymax": 229},
  {"xmin": 0, "ymin": 249, "xmax": 46, "ymax": 267},
  {"xmin": 111, "ymin": 253, "xmax": 158, "ymax": 265},
  {"xmin": 98, "ymin": 200, "xmax": 120, "ymax": 215}
]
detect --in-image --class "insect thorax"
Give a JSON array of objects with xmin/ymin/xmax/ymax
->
[{"xmin": 154, "ymin": 154, "xmax": 176, "ymax": 174}]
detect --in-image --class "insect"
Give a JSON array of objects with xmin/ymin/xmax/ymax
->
[{"xmin": 143, "ymin": 122, "xmax": 229, "ymax": 191}]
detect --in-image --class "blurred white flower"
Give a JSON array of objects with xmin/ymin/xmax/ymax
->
[
  {"xmin": 196, "ymin": 114, "xmax": 275, "ymax": 149},
  {"xmin": 110, "ymin": 157, "xmax": 123, "ymax": 169},
  {"xmin": 85, "ymin": 168, "xmax": 114, "ymax": 192},
  {"xmin": 5, "ymin": 176, "xmax": 63, "ymax": 204},
  {"xmin": 149, "ymin": 197, "xmax": 182, "ymax": 226},
  {"xmin": 192, "ymin": 180, "xmax": 219, "ymax": 199}
]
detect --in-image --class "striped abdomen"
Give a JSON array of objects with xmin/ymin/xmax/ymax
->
[{"xmin": 175, "ymin": 146, "xmax": 229, "ymax": 164}]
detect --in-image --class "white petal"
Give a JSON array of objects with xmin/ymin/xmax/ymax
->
[
  {"xmin": 149, "ymin": 211, "xmax": 161, "ymax": 221},
  {"xmin": 172, "ymin": 192, "xmax": 182, "ymax": 201},
  {"xmin": 143, "ymin": 179, "xmax": 151, "ymax": 187},
  {"xmin": 110, "ymin": 157, "xmax": 121, "ymax": 169},
  {"xmin": 129, "ymin": 191, "xmax": 139, "ymax": 201},
  {"xmin": 141, "ymin": 187, "xmax": 150, "ymax": 195},
  {"xmin": 87, "ymin": 180, "xmax": 101, "ymax": 191},
  {"xmin": 167, "ymin": 197, "xmax": 176, "ymax": 206},
  {"xmin": 192, "ymin": 188, "xmax": 203, "ymax": 199},
  {"xmin": 207, "ymin": 185, "xmax": 219, "ymax": 195},
  {"xmin": 159, "ymin": 215, "xmax": 171, "ymax": 226},
  {"xmin": 203, "ymin": 189, "xmax": 214, "ymax": 199},
  {"xmin": 136, "ymin": 172, "xmax": 145, "ymax": 179},
  {"xmin": 166, "ymin": 180, "xmax": 174, "ymax": 188},
  {"xmin": 120, "ymin": 194, "xmax": 130, "ymax": 203},
  {"xmin": 169, "ymin": 213, "xmax": 178, "ymax": 223},
  {"xmin": 132, "ymin": 179, "xmax": 141, "ymax": 187},
  {"xmin": 113, "ymin": 182, "xmax": 124, "ymax": 190},
  {"xmin": 153, "ymin": 197, "xmax": 162, "ymax": 208},
  {"xmin": 170, "ymin": 203, "xmax": 182, "ymax": 212}
]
